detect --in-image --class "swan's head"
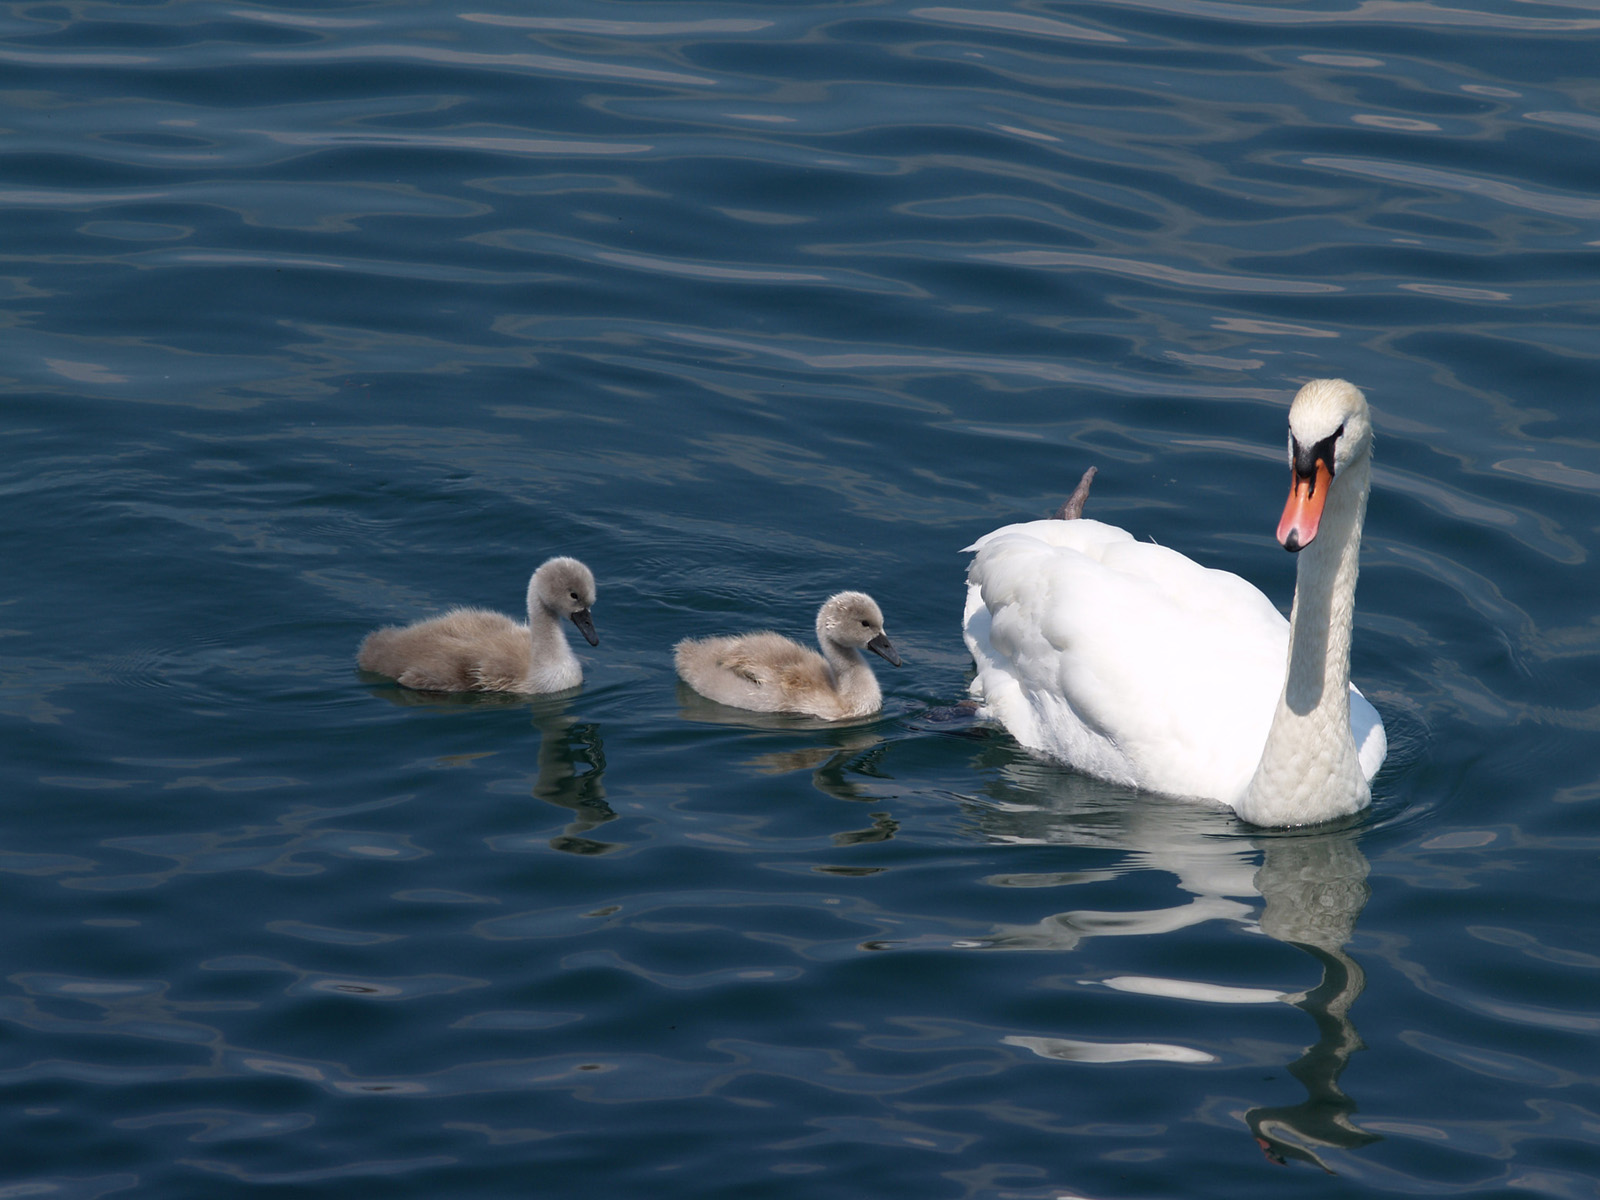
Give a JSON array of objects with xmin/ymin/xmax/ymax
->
[
  {"xmin": 1278, "ymin": 379, "xmax": 1373, "ymax": 553},
  {"xmin": 818, "ymin": 591, "xmax": 902, "ymax": 667},
  {"xmin": 531, "ymin": 556, "xmax": 599, "ymax": 646}
]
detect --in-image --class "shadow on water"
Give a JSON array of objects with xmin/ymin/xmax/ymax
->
[
  {"xmin": 675, "ymin": 680, "xmax": 900, "ymax": 837},
  {"xmin": 961, "ymin": 747, "xmax": 1381, "ymax": 1174},
  {"xmin": 672, "ymin": 679, "xmax": 896, "ymax": 737},
  {"xmin": 360, "ymin": 677, "xmax": 556, "ymax": 712},
  {"xmin": 364, "ymin": 683, "xmax": 616, "ymax": 855}
]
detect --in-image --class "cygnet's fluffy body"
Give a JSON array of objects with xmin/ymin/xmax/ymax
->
[
  {"xmin": 357, "ymin": 557, "xmax": 598, "ymax": 694},
  {"xmin": 675, "ymin": 591, "xmax": 902, "ymax": 720}
]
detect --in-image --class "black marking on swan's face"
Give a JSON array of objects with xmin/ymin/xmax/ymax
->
[{"xmin": 1290, "ymin": 421, "xmax": 1344, "ymax": 495}]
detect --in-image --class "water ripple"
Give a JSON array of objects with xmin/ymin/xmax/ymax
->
[
  {"xmin": 1303, "ymin": 155, "xmax": 1600, "ymax": 220},
  {"xmin": 911, "ymin": 7, "xmax": 1128, "ymax": 43},
  {"xmin": 248, "ymin": 43, "xmax": 720, "ymax": 88}
]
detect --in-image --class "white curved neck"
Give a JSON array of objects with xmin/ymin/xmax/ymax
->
[
  {"xmin": 1239, "ymin": 454, "xmax": 1370, "ymax": 826},
  {"xmin": 818, "ymin": 620, "xmax": 881, "ymax": 713}
]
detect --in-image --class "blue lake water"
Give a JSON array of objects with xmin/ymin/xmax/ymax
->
[{"xmin": 4, "ymin": 1, "xmax": 1600, "ymax": 1195}]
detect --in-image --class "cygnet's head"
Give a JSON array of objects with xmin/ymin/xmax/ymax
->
[
  {"xmin": 817, "ymin": 591, "xmax": 901, "ymax": 666},
  {"xmin": 1278, "ymin": 379, "xmax": 1373, "ymax": 553},
  {"xmin": 530, "ymin": 556, "xmax": 599, "ymax": 646}
]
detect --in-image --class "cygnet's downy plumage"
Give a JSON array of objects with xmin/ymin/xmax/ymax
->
[
  {"xmin": 674, "ymin": 591, "xmax": 902, "ymax": 720},
  {"xmin": 357, "ymin": 557, "xmax": 599, "ymax": 694}
]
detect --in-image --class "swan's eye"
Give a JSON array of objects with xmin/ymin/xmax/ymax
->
[
  {"xmin": 861, "ymin": 619, "xmax": 870, "ymax": 627},
  {"xmin": 570, "ymin": 591, "xmax": 579, "ymax": 601}
]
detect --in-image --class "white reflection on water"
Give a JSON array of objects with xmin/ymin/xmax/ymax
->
[{"xmin": 1002, "ymin": 1034, "xmax": 1217, "ymax": 1064}]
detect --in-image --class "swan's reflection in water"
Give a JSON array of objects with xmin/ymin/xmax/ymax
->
[
  {"xmin": 967, "ymin": 751, "xmax": 1378, "ymax": 1172},
  {"xmin": 366, "ymin": 686, "xmax": 616, "ymax": 855},
  {"xmin": 1247, "ymin": 830, "xmax": 1380, "ymax": 1170}
]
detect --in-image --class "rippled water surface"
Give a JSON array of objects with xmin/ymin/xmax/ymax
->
[{"xmin": 5, "ymin": 1, "xmax": 1600, "ymax": 1195}]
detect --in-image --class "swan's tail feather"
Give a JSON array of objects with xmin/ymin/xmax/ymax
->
[{"xmin": 1053, "ymin": 466, "xmax": 1098, "ymax": 520}]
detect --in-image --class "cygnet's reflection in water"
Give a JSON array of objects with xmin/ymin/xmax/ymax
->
[
  {"xmin": 366, "ymin": 686, "xmax": 616, "ymax": 855},
  {"xmin": 962, "ymin": 748, "xmax": 1378, "ymax": 1174},
  {"xmin": 525, "ymin": 704, "xmax": 613, "ymax": 855},
  {"xmin": 675, "ymin": 682, "xmax": 895, "ymax": 844}
]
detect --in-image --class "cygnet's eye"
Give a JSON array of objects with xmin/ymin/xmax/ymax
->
[{"xmin": 860, "ymin": 619, "xmax": 870, "ymax": 628}]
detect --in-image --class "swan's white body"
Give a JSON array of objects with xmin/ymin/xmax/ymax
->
[
  {"xmin": 357, "ymin": 556, "xmax": 599, "ymax": 694},
  {"xmin": 675, "ymin": 591, "xmax": 902, "ymax": 721},
  {"xmin": 962, "ymin": 379, "xmax": 1387, "ymax": 827}
]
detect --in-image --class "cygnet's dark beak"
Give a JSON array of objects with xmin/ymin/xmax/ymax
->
[
  {"xmin": 571, "ymin": 609, "xmax": 599, "ymax": 647},
  {"xmin": 866, "ymin": 633, "xmax": 902, "ymax": 667}
]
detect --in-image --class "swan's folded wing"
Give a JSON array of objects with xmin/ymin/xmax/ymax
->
[
  {"xmin": 1349, "ymin": 686, "xmax": 1387, "ymax": 781},
  {"xmin": 964, "ymin": 520, "xmax": 1290, "ymax": 802},
  {"xmin": 715, "ymin": 633, "xmax": 818, "ymax": 688}
]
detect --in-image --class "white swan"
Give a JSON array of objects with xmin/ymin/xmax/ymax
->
[
  {"xmin": 357, "ymin": 556, "xmax": 598, "ymax": 694},
  {"xmin": 675, "ymin": 591, "xmax": 902, "ymax": 720},
  {"xmin": 962, "ymin": 379, "xmax": 1386, "ymax": 827}
]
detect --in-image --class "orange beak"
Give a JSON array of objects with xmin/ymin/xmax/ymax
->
[{"xmin": 1277, "ymin": 461, "xmax": 1331, "ymax": 552}]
